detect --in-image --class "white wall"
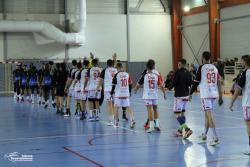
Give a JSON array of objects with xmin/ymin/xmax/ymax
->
[
  {"xmin": 221, "ymin": 4, "xmax": 250, "ymax": 59},
  {"xmin": 182, "ymin": 13, "xmax": 209, "ymax": 64},
  {"xmin": 68, "ymin": 14, "xmax": 127, "ymax": 62},
  {"xmin": 130, "ymin": 14, "xmax": 172, "ymax": 75},
  {"xmin": 182, "ymin": 3, "xmax": 250, "ymax": 62}
]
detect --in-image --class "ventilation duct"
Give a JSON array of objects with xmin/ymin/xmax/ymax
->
[{"xmin": 0, "ymin": 0, "xmax": 86, "ymax": 45}]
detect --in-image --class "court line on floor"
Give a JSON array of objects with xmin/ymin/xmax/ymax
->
[
  {"xmin": 0, "ymin": 132, "xmax": 127, "ymax": 142},
  {"xmin": 63, "ymin": 146, "xmax": 104, "ymax": 167}
]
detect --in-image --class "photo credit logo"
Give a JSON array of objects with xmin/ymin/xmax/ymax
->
[{"xmin": 4, "ymin": 152, "xmax": 33, "ymax": 163}]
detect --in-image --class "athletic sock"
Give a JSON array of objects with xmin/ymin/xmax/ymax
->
[
  {"xmin": 89, "ymin": 110, "xmax": 93, "ymax": 117},
  {"xmin": 154, "ymin": 119, "xmax": 160, "ymax": 127},
  {"xmin": 149, "ymin": 121, "xmax": 154, "ymax": 129},
  {"xmin": 204, "ymin": 127, "xmax": 209, "ymax": 136},
  {"xmin": 212, "ymin": 127, "xmax": 218, "ymax": 138},
  {"xmin": 109, "ymin": 115, "xmax": 114, "ymax": 122}
]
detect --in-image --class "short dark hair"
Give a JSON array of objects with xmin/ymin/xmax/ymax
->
[
  {"xmin": 179, "ymin": 59, "xmax": 187, "ymax": 66},
  {"xmin": 242, "ymin": 55, "xmax": 250, "ymax": 66},
  {"xmin": 107, "ymin": 59, "xmax": 114, "ymax": 67},
  {"xmin": 116, "ymin": 62, "xmax": 123, "ymax": 69},
  {"xmin": 202, "ymin": 51, "xmax": 211, "ymax": 61},
  {"xmin": 146, "ymin": 59, "xmax": 155, "ymax": 70},
  {"xmin": 72, "ymin": 60, "xmax": 77, "ymax": 66},
  {"xmin": 77, "ymin": 62, "xmax": 82, "ymax": 69},
  {"xmin": 83, "ymin": 60, "xmax": 89, "ymax": 67},
  {"xmin": 49, "ymin": 61, "xmax": 54, "ymax": 66},
  {"xmin": 92, "ymin": 58, "xmax": 99, "ymax": 66},
  {"xmin": 60, "ymin": 62, "xmax": 66, "ymax": 71}
]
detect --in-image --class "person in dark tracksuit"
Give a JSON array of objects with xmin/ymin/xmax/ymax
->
[
  {"xmin": 13, "ymin": 64, "xmax": 22, "ymax": 101},
  {"xmin": 28, "ymin": 64, "xmax": 39, "ymax": 104},
  {"xmin": 169, "ymin": 59, "xmax": 193, "ymax": 139},
  {"xmin": 54, "ymin": 63, "xmax": 68, "ymax": 115},
  {"xmin": 20, "ymin": 65, "xmax": 29, "ymax": 102},
  {"xmin": 42, "ymin": 63, "xmax": 53, "ymax": 109}
]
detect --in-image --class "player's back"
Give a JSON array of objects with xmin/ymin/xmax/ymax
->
[
  {"xmin": 199, "ymin": 64, "xmax": 219, "ymax": 98},
  {"xmin": 104, "ymin": 67, "xmax": 117, "ymax": 91},
  {"xmin": 115, "ymin": 71, "xmax": 131, "ymax": 98},
  {"xmin": 143, "ymin": 70, "xmax": 161, "ymax": 100},
  {"xmin": 88, "ymin": 66, "xmax": 101, "ymax": 90}
]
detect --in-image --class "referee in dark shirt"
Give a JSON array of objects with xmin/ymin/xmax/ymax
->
[{"xmin": 170, "ymin": 59, "xmax": 193, "ymax": 139}]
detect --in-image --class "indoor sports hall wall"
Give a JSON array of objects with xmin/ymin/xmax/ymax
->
[
  {"xmin": 182, "ymin": 3, "xmax": 250, "ymax": 64},
  {"xmin": 0, "ymin": 14, "xmax": 172, "ymax": 76}
]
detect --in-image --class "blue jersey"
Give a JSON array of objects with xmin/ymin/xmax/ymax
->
[
  {"xmin": 29, "ymin": 75, "xmax": 38, "ymax": 86},
  {"xmin": 21, "ymin": 72, "xmax": 28, "ymax": 86},
  {"xmin": 43, "ymin": 73, "xmax": 52, "ymax": 86},
  {"xmin": 13, "ymin": 69, "xmax": 21, "ymax": 82}
]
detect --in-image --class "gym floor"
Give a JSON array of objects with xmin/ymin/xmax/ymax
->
[{"xmin": 0, "ymin": 92, "xmax": 247, "ymax": 167}]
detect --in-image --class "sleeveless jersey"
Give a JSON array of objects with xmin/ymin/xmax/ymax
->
[
  {"xmin": 114, "ymin": 72, "xmax": 132, "ymax": 98},
  {"xmin": 87, "ymin": 67, "xmax": 102, "ymax": 91},
  {"xmin": 102, "ymin": 67, "xmax": 118, "ymax": 92},
  {"xmin": 196, "ymin": 64, "xmax": 220, "ymax": 98}
]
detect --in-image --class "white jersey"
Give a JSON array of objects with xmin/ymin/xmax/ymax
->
[
  {"xmin": 80, "ymin": 68, "xmax": 88, "ymax": 91},
  {"xmin": 114, "ymin": 71, "xmax": 132, "ymax": 98},
  {"xmin": 102, "ymin": 67, "xmax": 117, "ymax": 92},
  {"xmin": 69, "ymin": 67, "xmax": 78, "ymax": 90},
  {"xmin": 237, "ymin": 69, "xmax": 250, "ymax": 107},
  {"xmin": 73, "ymin": 70, "xmax": 81, "ymax": 91},
  {"xmin": 138, "ymin": 70, "xmax": 163, "ymax": 100},
  {"xmin": 87, "ymin": 66, "xmax": 102, "ymax": 91},
  {"xmin": 196, "ymin": 64, "xmax": 220, "ymax": 99}
]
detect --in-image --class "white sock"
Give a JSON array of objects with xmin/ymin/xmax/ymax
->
[
  {"xmin": 89, "ymin": 110, "xmax": 93, "ymax": 117},
  {"xmin": 154, "ymin": 119, "xmax": 159, "ymax": 127},
  {"xmin": 109, "ymin": 115, "xmax": 114, "ymax": 122},
  {"xmin": 149, "ymin": 121, "xmax": 154, "ymax": 129},
  {"xmin": 31, "ymin": 94, "xmax": 34, "ymax": 101}
]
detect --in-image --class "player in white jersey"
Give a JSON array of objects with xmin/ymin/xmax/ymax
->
[
  {"xmin": 230, "ymin": 55, "xmax": 250, "ymax": 155},
  {"xmin": 98, "ymin": 59, "xmax": 118, "ymax": 125},
  {"xmin": 190, "ymin": 51, "xmax": 223, "ymax": 146},
  {"xmin": 135, "ymin": 59, "xmax": 167, "ymax": 133},
  {"xmin": 111, "ymin": 62, "xmax": 135, "ymax": 128},
  {"xmin": 84, "ymin": 58, "xmax": 102, "ymax": 121},
  {"xmin": 77, "ymin": 60, "xmax": 90, "ymax": 120},
  {"xmin": 72, "ymin": 62, "xmax": 82, "ymax": 118},
  {"xmin": 64, "ymin": 60, "xmax": 77, "ymax": 116}
]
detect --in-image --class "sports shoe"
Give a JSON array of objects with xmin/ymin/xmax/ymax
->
[
  {"xmin": 243, "ymin": 147, "xmax": 250, "ymax": 155},
  {"xmin": 44, "ymin": 104, "xmax": 48, "ymax": 109},
  {"xmin": 95, "ymin": 116, "xmax": 100, "ymax": 121},
  {"xmin": 174, "ymin": 129, "xmax": 183, "ymax": 137},
  {"xmin": 130, "ymin": 121, "xmax": 136, "ymax": 129},
  {"xmin": 198, "ymin": 134, "xmax": 207, "ymax": 144},
  {"xmin": 88, "ymin": 116, "xmax": 95, "ymax": 122},
  {"xmin": 32, "ymin": 100, "xmax": 35, "ymax": 104},
  {"xmin": 80, "ymin": 113, "xmax": 86, "ymax": 120},
  {"xmin": 144, "ymin": 120, "xmax": 149, "ymax": 129},
  {"xmin": 154, "ymin": 127, "xmax": 161, "ymax": 132},
  {"xmin": 107, "ymin": 121, "xmax": 114, "ymax": 126},
  {"xmin": 122, "ymin": 114, "xmax": 128, "ymax": 121},
  {"xmin": 52, "ymin": 103, "xmax": 56, "ymax": 108},
  {"xmin": 183, "ymin": 129, "xmax": 193, "ymax": 139},
  {"xmin": 209, "ymin": 138, "xmax": 220, "ymax": 146},
  {"xmin": 64, "ymin": 113, "xmax": 70, "ymax": 117},
  {"xmin": 56, "ymin": 110, "xmax": 60, "ymax": 115},
  {"xmin": 146, "ymin": 127, "xmax": 154, "ymax": 133}
]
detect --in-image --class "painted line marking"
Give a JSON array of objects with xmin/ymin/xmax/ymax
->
[
  {"xmin": 0, "ymin": 132, "xmax": 127, "ymax": 142},
  {"xmin": 63, "ymin": 146, "xmax": 104, "ymax": 167}
]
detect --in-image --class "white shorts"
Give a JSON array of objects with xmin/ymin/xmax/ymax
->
[
  {"xmin": 114, "ymin": 98, "xmax": 130, "ymax": 107},
  {"xmin": 243, "ymin": 107, "xmax": 250, "ymax": 121},
  {"xmin": 104, "ymin": 91, "xmax": 113, "ymax": 101},
  {"xmin": 173, "ymin": 97, "xmax": 189, "ymax": 112},
  {"xmin": 74, "ymin": 91, "xmax": 82, "ymax": 100},
  {"xmin": 144, "ymin": 99, "xmax": 158, "ymax": 106},
  {"xmin": 88, "ymin": 90, "xmax": 101, "ymax": 99},
  {"xmin": 68, "ymin": 88, "xmax": 74, "ymax": 97},
  {"xmin": 201, "ymin": 98, "xmax": 216, "ymax": 111}
]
